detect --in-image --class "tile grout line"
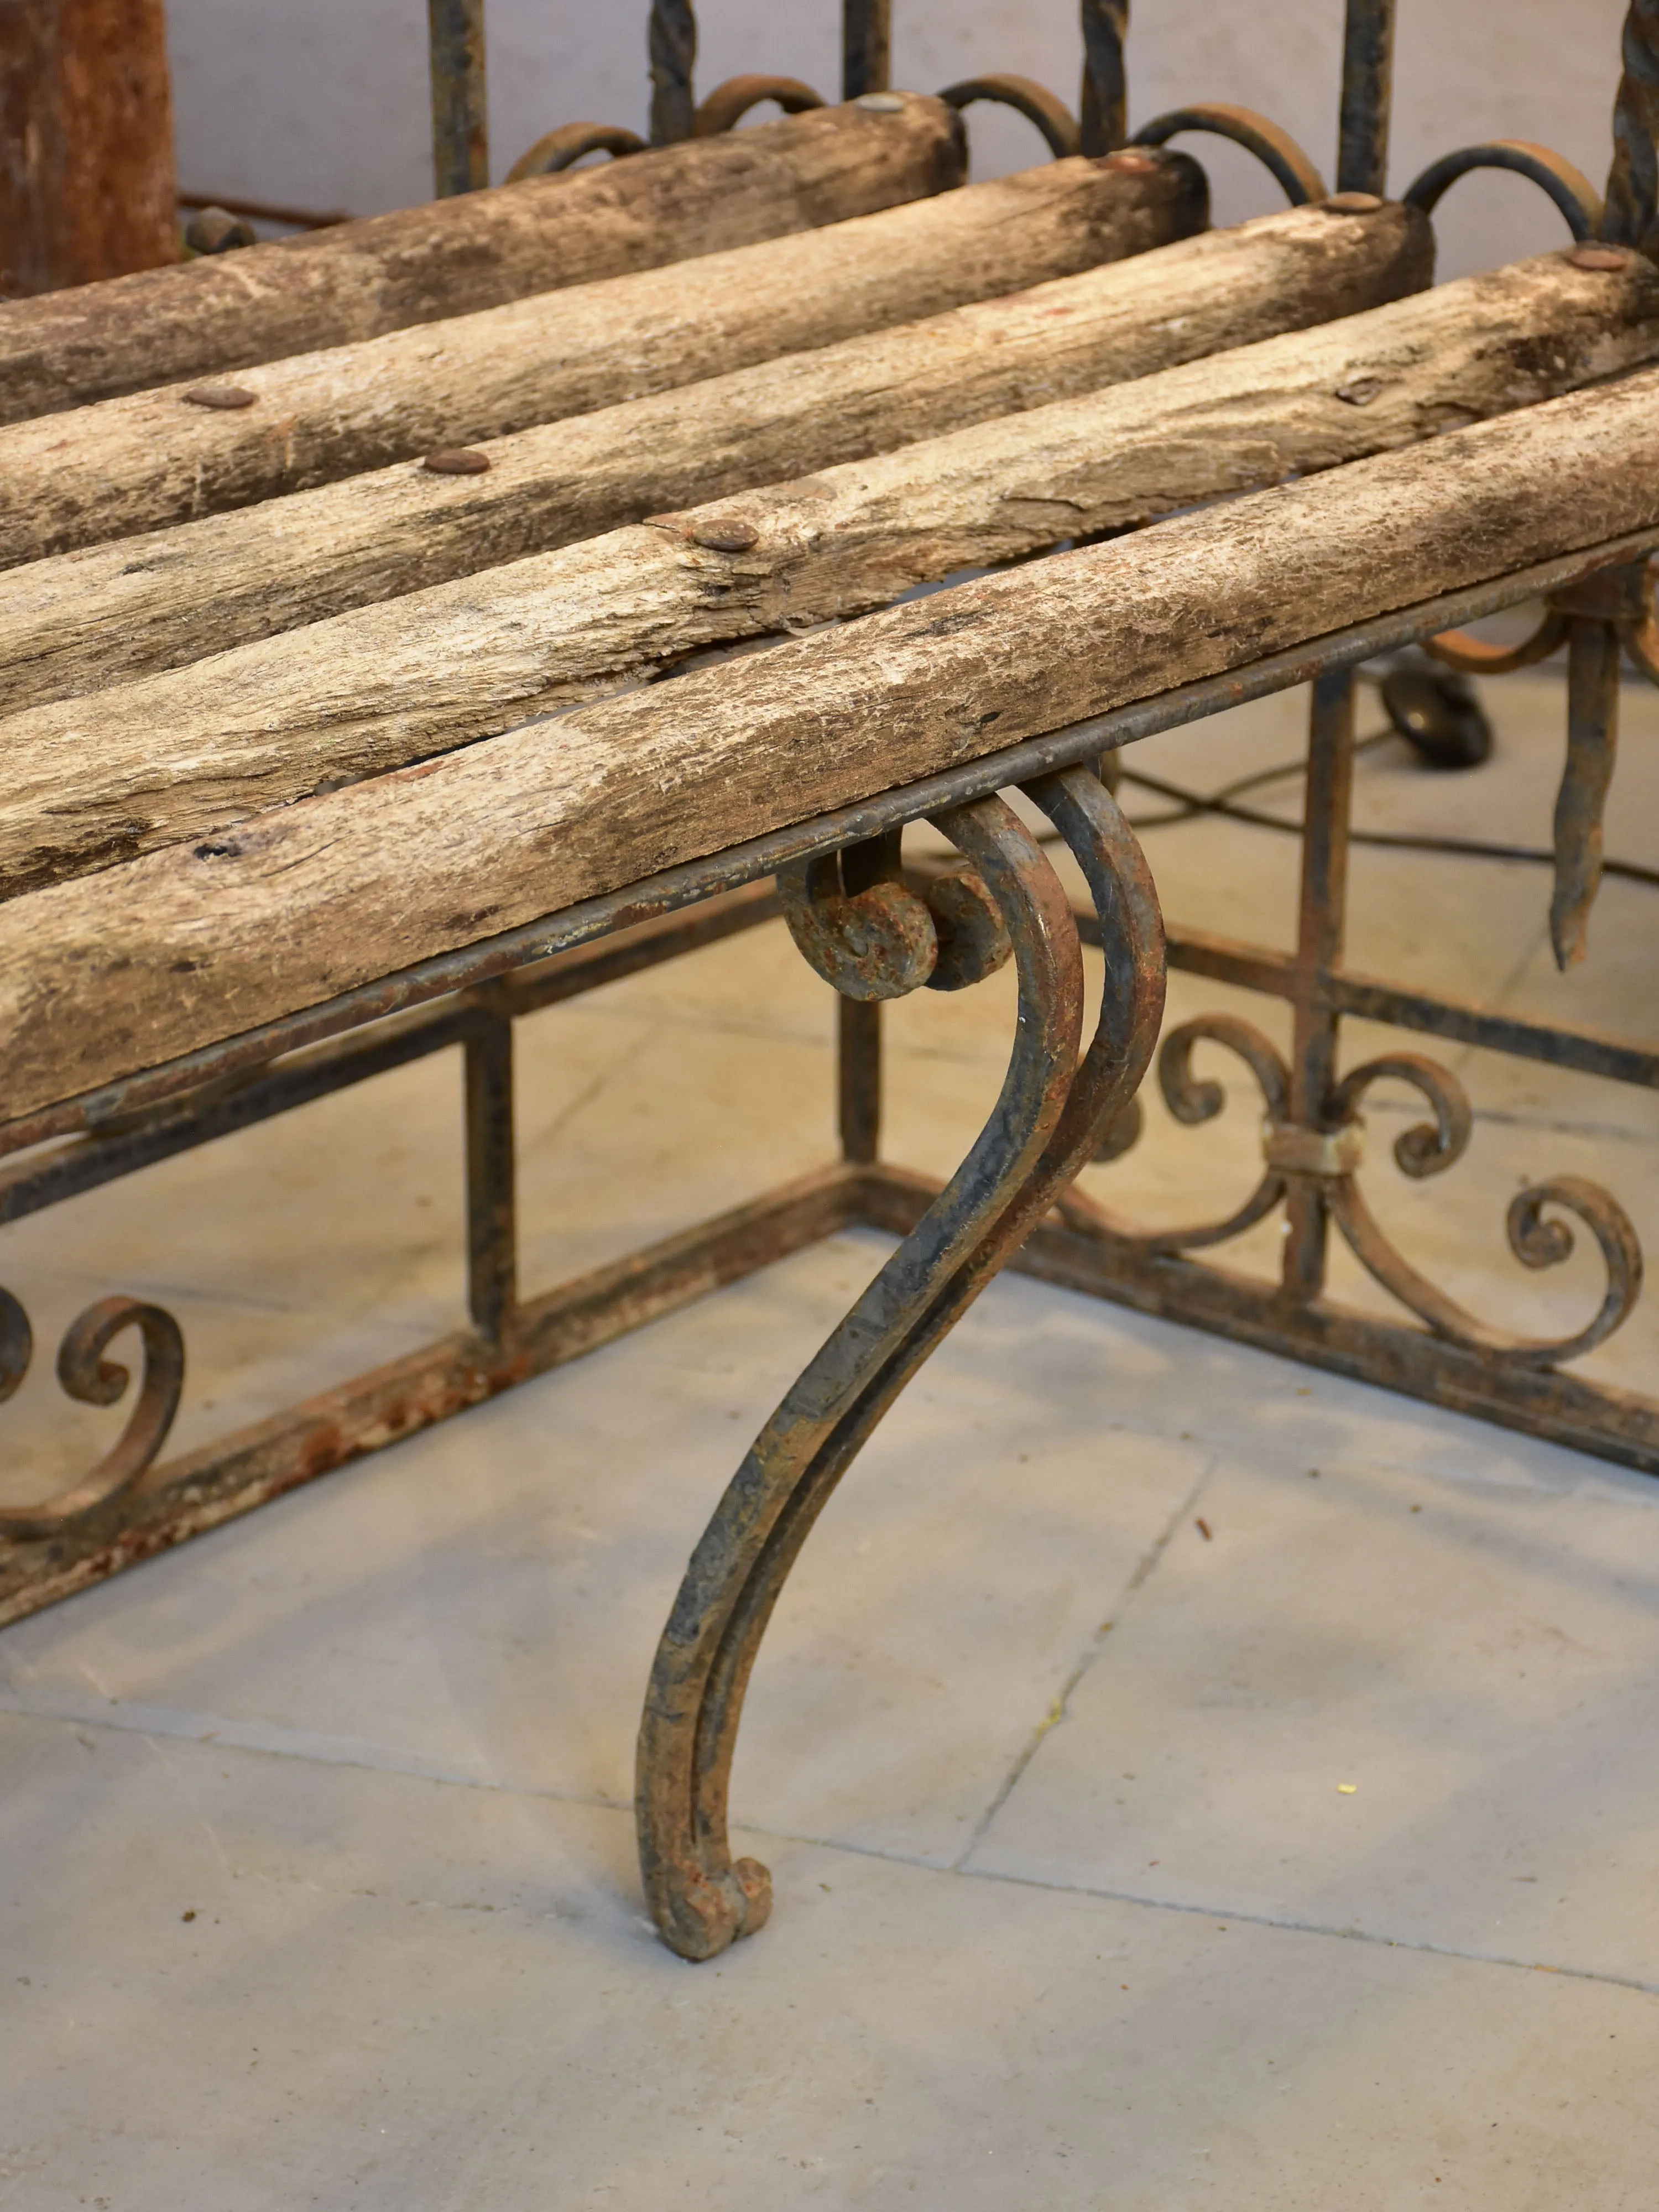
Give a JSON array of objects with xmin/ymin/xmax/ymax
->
[
  {"xmin": 950, "ymin": 1453, "xmax": 1220, "ymax": 1872},
  {"xmin": 11, "ymin": 1695, "xmax": 1652, "ymax": 2000}
]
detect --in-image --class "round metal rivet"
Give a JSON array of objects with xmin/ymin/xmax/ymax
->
[
  {"xmin": 854, "ymin": 92, "xmax": 906, "ymax": 113},
  {"xmin": 691, "ymin": 521, "xmax": 759, "ymax": 552},
  {"xmin": 183, "ymin": 384, "xmax": 257, "ymax": 410},
  {"xmin": 1100, "ymin": 149, "xmax": 1159, "ymax": 173},
  {"xmin": 1324, "ymin": 191, "xmax": 1384, "ymax": 213},
  {"xmin": 1568, "ymin": 244, "xmax": 1629, "ymax": 272},
  {"xmin": 422, "ymin": 448, "xmax": 492, "ymax": 474}
]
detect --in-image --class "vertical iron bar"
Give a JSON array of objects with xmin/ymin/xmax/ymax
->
[
  {"xmin": 1281, "ymin": 668, "xmax": 1356, "ymax": 1302},
  {"xmin": 1604, "ymin": 1, "xmax": 1659, "ymax": 258},
  {"xmin": 838, "ymin": 1000, "xmax": 882, "ymax": 1166},
  {"xmin": 464, "ymin": 1001, "xmax": 518, "ymax": 1342},
  {"xmin": 1550, "ymin": 618, "xmax": 1623, "ymax": 971},
  {"xmin": 1079, "ymin": 0, "xmax": 1129, "ymax": 157},
  {"xmin": 649, "ymin": 0, "xmax": 698, "ymax": 145},
  {"xmin": 427, "ymin": 0, "xmax": 489, "ymax": 197},
  {"xmin": 842, "ymin": 0, "xmax": 892, "ymax": 100},
  {"xmin": 1335, "ymin": 0, "xmax": 1395, "ymax": 196}
]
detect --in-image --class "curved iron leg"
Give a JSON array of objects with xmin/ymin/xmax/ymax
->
[{"xmin": 635, "ymin": 768, "xmax": 1165, "ymax": 1960}]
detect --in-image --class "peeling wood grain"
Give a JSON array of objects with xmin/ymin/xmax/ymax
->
[
  {"xmin": 0, "ymin": 93, "xmax": 966, "ymax": 425},
  {"xmin": 1, "ymin": 247, "xmax": 1653, "ymax": 907},
  {"xmin": 0, "ymin": 199, "xmax": 1428, "ymax": 709},
  {"xmin": 0, "ymin": 149, "xmax": 1206, "ymax": 563},
  {"xmin": 4, "ymin": 363, "xmax": 1659, "ymax": 1119}
]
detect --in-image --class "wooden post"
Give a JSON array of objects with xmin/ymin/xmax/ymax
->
[{"xmin": 0, "ymin": 0, "xmax": 176, "ymax": 297}]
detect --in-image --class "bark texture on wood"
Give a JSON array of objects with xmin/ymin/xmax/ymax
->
[
  {"xmin": 0, "ymin": 150, "xmax": 1206, "ymax": 565},
  {"xmin": 0, "ymin": 198, "xmax": 1427, "ymax": 709},
  {"xmin": 0, "ymin": 0, "xmax": 176, "ymax": 296},
  {"xmin": 2, "ymin": 247, "xmax": 1653, "ymax": 905},
  {"xmin": 6, "ymin": 364, "xmax": 1659, "ymax": 1120},
  {"xmin": 0, "ymin": 93, "xmax": 964, "ymax": 425}
]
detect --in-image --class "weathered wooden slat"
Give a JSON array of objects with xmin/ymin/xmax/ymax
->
[
  {"xmin": 0, "ymin": 93, "xmax": 966, "ymax": 427},
  {"xmin": 5, "ymin": 364, "xmax": 1657, "ymax": 1120},
  {"xmin": 2, "ymin": 246, "xmax": 1653, "ymax": 907},
  {"xmin": 0, "ymin": 199, "xmax": 1430, "ymax": 709},
  {"xmin": 0, "ymin": 149, "xmax": 1206, "ymax": 567}
]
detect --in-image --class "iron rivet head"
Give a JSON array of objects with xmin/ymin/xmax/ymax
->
[
  {"xmin": 422, "ymin": 448, "xmax": 492, "ymax": 474},
  {"xmin": 691, "ymin": 521, "xmax": 759, "ymax": 551},
  {"xmin": 854, "ymin": 92, "xmax": 906, "ymax": 113},
  {"xmin": 1568, "ymin": 244, "xmax": 1629, "ymax": 272},
  {"xmin": 183, "ymin": 383, "xmax": 257, "ymax": 410},
  {"xmin": 1324, "ymin": 191, "xmax": 1384, "ymax": 213},
  {"xmin": 1099, "ymin": 149, "xmax": 1159, "ymax": 173}
]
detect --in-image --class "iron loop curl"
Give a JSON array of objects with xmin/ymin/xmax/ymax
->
[
  {"xmin": 1423, "ymin": 609, "xmax": 1569, "ymax": 677},
  {"xmin": 1131, "ymin": 103, "xmax": 1327, "ymax": 205},
  {"xmin": 692, "ymin": 75, "xmax": 826, "ymax": 138},
  {"xmin": 1159, "ymin": 1015, "xmax": 1291, "ymax": 1127},
  {"xmin": 0, "ymin": 1295, "xmax": 185, "ymax": 1541},
  {"xmin": 1504, "ymin": 1177, "xmax": 1644, "ymax": 1367},
  {"xmin": 1403, "ymin": 140, "xmax": 1603, "ymax": 240},
  {"xmin": 937, "ymin": 75, "xmax": 1080, "ymax": 160},
  {"xmin": 1329, "ymin": 1053, "xmax": 1472, "ymax": 1180},
  {"xmin": 505, "ymin": 123, "xmax": 647, "ymax": 181}
]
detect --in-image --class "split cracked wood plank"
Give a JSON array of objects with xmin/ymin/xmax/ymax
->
[
  {"xmin": 0, "ymin": 197, "xmax": 1430, "ymax": 710},
  {"xmin": 0, "ymin": 148, "xmax": 1206, "ymax": 565},
  {"xmin": 0, "ymin": 94, "xmax": 966, "ymax": 425},
  {"xmin": 6, "ymin": 364, "xmax": 1659, "ymax": 1122},
  {"xmin": 2, "ymin": 244, "xmax": 1655, "ymax": 910}
]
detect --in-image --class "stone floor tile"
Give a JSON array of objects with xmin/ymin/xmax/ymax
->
[
  {"xmin": 968, "ymin": 1441, "xmax": 1659, "ymax": 1987},
  {"xmin": 3, "ymin": 1715, "xmax": 1656, "ymax": 2212}
]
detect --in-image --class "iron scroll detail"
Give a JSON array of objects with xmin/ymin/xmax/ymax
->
[{"xmin": 0, "ymin": 1295, "xmax": 185, "ymax": 1541}]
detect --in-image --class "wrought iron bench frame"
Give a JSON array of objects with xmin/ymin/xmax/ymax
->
[{"xmin": 2, "ymin": 0, "xmax": 1657, "ymax": 1955}]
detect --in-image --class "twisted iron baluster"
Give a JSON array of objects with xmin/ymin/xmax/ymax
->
[
  {"xmin": 1337, "ymin": 0, "xmax": 1395, "ymax": 196},
  {"xmin": 649, "ymin": 0, "xmax": 698, "ymax": 146},
  {"xmin": 1079, "ymin": 0, "xmax": 1129, "ymax": 156},
  {"xmin": 1605, "ymin": 0, "xmax": 1659, "ymax": 258},
  {"xmin": 636, "ymin": 768, "xmax": 1164, "ymax": 1959}
]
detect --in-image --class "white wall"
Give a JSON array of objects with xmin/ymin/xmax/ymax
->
[{"xmin": 166, "ymin": 0, "xmax": 1631, "ymax": 278}]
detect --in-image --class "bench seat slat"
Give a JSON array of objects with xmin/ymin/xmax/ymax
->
[
  {"xmin": 2, "ymin": 363, "xmax": 1657, "ymax": 1123},
  {"xmin": 0, "ymin": 200, "xmax": 1432, "ymax": 713},
  {"xmin": 0, "ymin": 248, "xmax": 1651, "ymax": 907}
]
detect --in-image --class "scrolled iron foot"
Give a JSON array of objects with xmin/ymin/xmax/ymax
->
[
  {"xmin": 0, "ymin": 1293, "xmax": 185, "ymax": 1541},
  {"xmin": 637, "ymin": 769, "xmax": 1165, "ymax": 1958}
]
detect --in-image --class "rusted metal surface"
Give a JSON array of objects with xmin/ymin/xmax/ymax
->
[
  {"xmin": 1551, "ymin": 614, "xmax": 1623, "ymax": 969},
  {"xmin": 842, "ymin": 1, "xmax": 891, "ymax": 101},
  {"xmin": 1078, "ymin": 0, "xmax": 1129, "ymax": 158},
  {"xmin": 428, "ymin": 0, "xmax": 489, "ymax": 197},
  {"xmin": 693, "ymin": 77, "xmax": 825, "ymax": 137},
  {"xmin": 938, "ymin": 76, "xmax": 1081, "ymax": 160},
  {"xmin": 0, "ymin": 1295, "xmax": 184, "ymax": 1540},
  {"xmin": 649, "ymin": 0, "xmax": 698, "ymax": 147},
  {"xmin": 1605, "ymin": 0, "xmax": 1659, "ymax": 260},
  {"xmin": 1131, "ymin": 105, "xmax": 1327, "ymax": 205},
  {"xmin": 637, "ymin": 765, "xmax": 1165, "ymax": 1960},
  {"xmin": 1337, "ymin": 0, "xmax": 1395, "ymax": 195},
  {"xmin": 1404, "ymin": 141, "xmax": 1602, "ymax": 239},
  {"xmin": 0, "ymin": 1165, "xmax": 868, "ymax": 1629}
]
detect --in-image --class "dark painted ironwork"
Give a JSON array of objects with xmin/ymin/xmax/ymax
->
[
  {"xmin": 1336, "ymin": 0, "xmax": 1395, "ymax": 195},
  {"xmin": 842, "ymin": 0, "xmax": 891, "ymax": 101},
  {"xmin": 638, "ymin": 765, "xmax": 1165, "ymax": 1959},
  {"xmin": 427, "ymin": 0, "xmax": 489, "ymax": 195},
  {"xmin": 1132, "ymin": 104, "xmax": 1326, "ymax": 205},
  {"xmin": 1404, "ymin": 140, "xmax": 1602, "ymax": 239},
  {"xmin": 1078, "ymin": 0, "xmax": 1129, "ymax": 158},
  {"xmin": 648, "ymin": 0, "xmax": 697, "ymax": 145},
  {"xmin": 939, "ymin": 76, "xmax": 1081, "ymax": 160},
  {"xmin": 1605, "ymin": 0, "xmax": 1659, "ymax": 258}
]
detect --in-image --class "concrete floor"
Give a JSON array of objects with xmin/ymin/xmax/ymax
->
[{"xmin": 1, "ymin": 669, "xmax": 1657, "ymax": 2208}]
